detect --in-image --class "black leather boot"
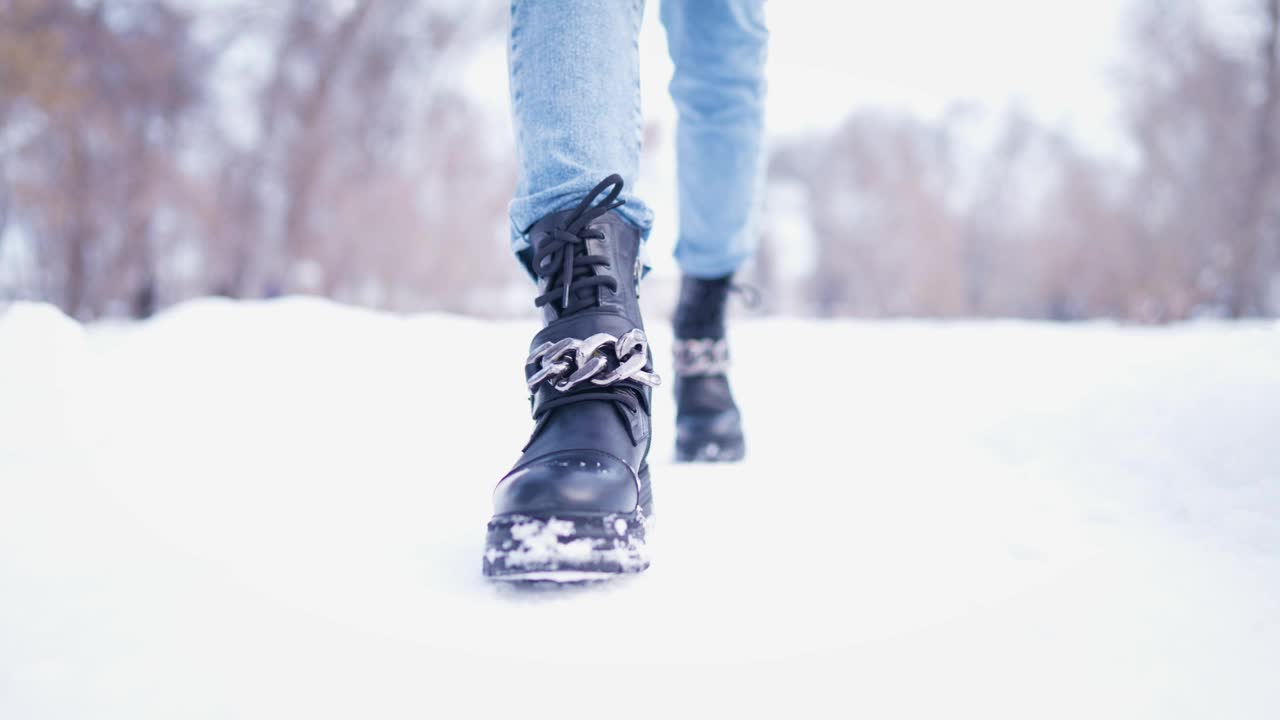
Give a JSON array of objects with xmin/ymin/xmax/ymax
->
[
  {"xmin": 483, "ymin": 175, "xmax": 659, "ymax": 581},
  {"xmin": 672, "ymin": 274, "xmax": 745, "ymax": 462}
]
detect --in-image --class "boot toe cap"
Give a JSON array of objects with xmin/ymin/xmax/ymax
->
[{"xmin": 492, "ymin": 450, "xmax": 639, "ymax": 516}]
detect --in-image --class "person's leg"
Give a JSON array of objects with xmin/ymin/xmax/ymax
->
[
  {"xmin": 486, "ymin": 1, "xmax": 661, "ymax": 581},
  {"xmin": 661, "ymin": 0, "xmax": 767, "ymax": 463},
  {"xmin": 660, "ymin": 0, "xmax": 768, "ymax": 278},
  {"xmin": 507, "ymin": 0, "xmax": 653, "ymax": 258}
]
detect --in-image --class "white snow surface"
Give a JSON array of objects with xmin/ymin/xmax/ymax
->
[{"xmin": 1, "ymin": 298, "xmax": 1278, "ymax": 718}]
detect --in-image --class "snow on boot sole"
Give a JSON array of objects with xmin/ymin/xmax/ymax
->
[{"xmin": 482, "ymin": 511, "xmax": 650, "ymax": 581}]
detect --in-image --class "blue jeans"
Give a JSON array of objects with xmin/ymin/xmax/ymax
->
[{"xmin": 508, "ymin": 0, "xmax": 768, "ymax": 279}]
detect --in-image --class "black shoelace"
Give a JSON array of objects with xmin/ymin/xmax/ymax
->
[
  {"xmin": 532, "ymin": 174, "xmax": 626, "ymax": 316},
  {"xmin": 526, "ymin": 174, "xmax": 644, "ymax": 446}
]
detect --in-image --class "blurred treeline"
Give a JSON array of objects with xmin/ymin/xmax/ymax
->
[
  {"xmin": 766, "ymin": 0, "xmax": 1280, "ymax": 321},
  {"xmin": 0, "ymin": 0, "xmax": 520, "ymax": 319},
  {"xmin": 1, "ymin": 0, "xmax": 1278, "ymax": 322}
]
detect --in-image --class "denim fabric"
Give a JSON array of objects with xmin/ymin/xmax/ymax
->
[
  {"xmin": 661, "ymin": 0, "xmax": 768, "ymax": 278},
  {"xmin": 507, "ymin": 0, "xmax": 768, "ymax": 279}
]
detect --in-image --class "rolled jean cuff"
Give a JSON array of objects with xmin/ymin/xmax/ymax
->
[
  {"xmin": 508, "ymin": 190, "xmax": 654, "ymax": 255},
  {"xmin": 674, "ymin": 243, "xmax": 751, "ymax": 279}
]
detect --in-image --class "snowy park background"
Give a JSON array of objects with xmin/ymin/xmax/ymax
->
[
  {"xmin": 3, "ymin": 0, "xmax": 1280, "ymax": 717},
  {"xmin": 3, "ymin": 0, "xmax": 1280, "ymax": 319}
]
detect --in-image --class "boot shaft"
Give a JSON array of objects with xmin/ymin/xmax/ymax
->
[
  {"xmin": 673, "ymin": 274, "xmax": 733, "ymax": 340},
  {"xmin": 521, "ymin": 203, "xmax": 644, "ymax": 329}
]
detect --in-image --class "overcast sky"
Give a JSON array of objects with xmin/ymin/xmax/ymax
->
[{"xmin": 753, "ymin": 0, "xmax": 1128, "ymax": 142}]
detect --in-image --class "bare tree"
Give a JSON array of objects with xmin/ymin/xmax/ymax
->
[
  {"xmin": 1, "ymin": 0, "xmax": 519, "ymax": 319},
  {"xmin": 1, "ymin": 0, "xmax": 199, "ymax": 319},
  {"xmin": 1236, "ymin": 0, "xmax": 1280, "ymax": 315}
]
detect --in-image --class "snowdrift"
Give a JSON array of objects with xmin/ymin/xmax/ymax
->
[{"xmin": 2, "ymin": 299, "xmax": 1277, "ymax": 718}]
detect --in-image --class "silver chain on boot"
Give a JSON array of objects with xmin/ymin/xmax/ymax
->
[
  {"xmin": 527, "ymin": 329, "xmax": 661, "ymax": 392},
  {"xmin": 672, "ymin": 338, "xmax": 730, "ymax": 377}
]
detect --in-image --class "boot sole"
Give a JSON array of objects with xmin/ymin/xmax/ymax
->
[
  {"xmin": 482, "ymin": 509, "xmax": 650, "ymax": 582},
  {"xmin": 675, "ymin": 437, "xmax": 745, "ymax": 463}
]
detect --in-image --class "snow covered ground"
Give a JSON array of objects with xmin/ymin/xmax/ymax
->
[{"xmin": 1, "ymin": 298, "xmax": 1278, "ymax": 718}]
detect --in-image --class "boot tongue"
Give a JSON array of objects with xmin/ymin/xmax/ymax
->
[
  {"xmin": 556, "ymin": 232, "xmax": 604, "ymax": 312},
  {"xmin": 525, "ymin": 208, "xmax": 605, "ymax": 319}
]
